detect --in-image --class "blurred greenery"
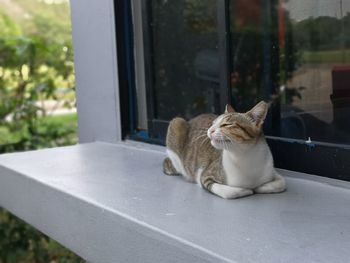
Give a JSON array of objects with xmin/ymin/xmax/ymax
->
[
  {"xmin": 0, "ymin": 0, "xmax": 83, "ymax": 262},
  {"xmin": 303, "ymin": 49, "xmax": 350, "ymax": 64},
  {"xmin": 0, "ymin": 203, "xmax": 84, "ymax": 263},
  {"xmin": 0, "ymin": 113, "xmax": 77, "ymax": 153}
]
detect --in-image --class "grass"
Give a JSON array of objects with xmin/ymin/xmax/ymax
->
[
  {"xmin": 302, "ymin": 49, "xmax": 350, "ymax": 64},
  {"xmin": 37, "ymin": 112, "xmax": 78, "ymax": 146},
  {"xmin": 39, "ymin": 112, "xmax": 77, "ymax": 129},
  {"xmin": 0, "ymin": 112, "xmax": 78, "ymax": 148}
]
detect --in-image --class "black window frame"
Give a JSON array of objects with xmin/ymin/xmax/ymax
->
[{"xmin": 116, "ymin": 0, "xmax": 350, "ymax": 181}]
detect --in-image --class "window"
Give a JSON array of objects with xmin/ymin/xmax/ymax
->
[{"xmin": 119, "ymin": 0, "xmax": 350, "ymax": 180}]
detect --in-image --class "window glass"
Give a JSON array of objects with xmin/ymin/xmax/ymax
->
[
  {"xmin": 282, "ymin": 0, "xmax": 350, "ymax": 144},
  {"xmin": 141, "ymin": 0, "xmax": 350, "ymax": 145},
  {"xmin": 229, "ymin": 0, "xmax": 350, "ymax": 144},
  {"xmin": 148, "ymin": 0, "xmax": 221, "ymax": 120},
  {"xmin": 135, "ymin": 0, "xmax": 350, "ymax": 177}
]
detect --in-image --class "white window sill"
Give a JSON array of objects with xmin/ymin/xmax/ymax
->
[{"xmin": 0, "ymin": 141, "xmax": 350, "ymax": 263}]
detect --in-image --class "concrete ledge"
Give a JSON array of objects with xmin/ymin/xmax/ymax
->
[{"xmin": 0, "ymin": 142, "xmax": 350, "ymax": 263}]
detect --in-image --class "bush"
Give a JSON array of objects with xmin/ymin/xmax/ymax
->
[
  {"xmin": 0, "ymin": 3, "xmax": 83, "ymax": 262},
  {"xmin": 0, "ymin": 28, "xmax": 75, "ymax": 152},
  {"xmin": 0, "ymin": 209, "xmax": 84, "ymax": 263}
]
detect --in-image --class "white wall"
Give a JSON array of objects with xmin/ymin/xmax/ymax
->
[{"xmin": 70, "ymin": 0, "xmax": 122, "ymax": 143}]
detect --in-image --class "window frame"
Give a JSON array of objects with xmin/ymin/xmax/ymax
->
[{"xmin": 71, "ymin": 0, "xmax": 122, "ymax": 144}]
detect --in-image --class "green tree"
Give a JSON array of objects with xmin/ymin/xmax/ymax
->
[
  {"xmin": 0, "ymin": 3, "xmax": 81, "ymax": 262},
  {"xmin": 0, "ymin": 12, "xmax": 75, "ymax": 152}
]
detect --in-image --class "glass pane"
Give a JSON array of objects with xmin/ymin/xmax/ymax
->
[
  {"xmin": 229, "ymin": 0, "xmax": 272, "ymax": 112},
  {"xmin": 229, "ymin": 0, "xmax": 350, "ymax": 145},
  {"xmin": 281, "ymin": 0, "xmax": 350, "ymax": 144},
  {"xmin": 148, "ymin": 0, "xmax": 220, "ymax": 120}
]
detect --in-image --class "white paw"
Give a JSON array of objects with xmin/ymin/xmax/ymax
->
[
  {"xmin": 211, "ymin": 184, "xmax": 253, "ymax": 199},
  {"xmin": 254, "ymin": 175, "xmax": 286, "ymax": 194}
]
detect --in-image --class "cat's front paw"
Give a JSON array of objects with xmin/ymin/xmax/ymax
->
[
  {"xmin": 211, "ymin": 184, "xmax": 253, "ymax": 199},
  {"xmin": 254, "ymin": 174, "xmax": 286, "ymax": 194}
]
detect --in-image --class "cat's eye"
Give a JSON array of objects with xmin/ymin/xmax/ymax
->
[{"xmin": 220, "ymin": 123, "xmax": 231, "ymax": 127}]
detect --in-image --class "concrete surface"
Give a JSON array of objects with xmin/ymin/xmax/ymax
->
[{"xmin": 0, "ymin": 142, "xmax": 350, "ymax": 263}]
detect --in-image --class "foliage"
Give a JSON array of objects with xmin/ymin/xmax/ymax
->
[
  {"xmin": 0, "ymin": 11, "xmax": 75, "ymax": 152},
  {"xmin": 0, "ymin": 113, "xmax": 78, "ymax": 263},
  {"xmin": 0, "ymin": 209, "xmax": 84, "ymax": 263},
  {"xmin": 302, "ymin": 49, "xmax": 350, "ymax": 64},
  {"xmin": 294, "ymin": 14, "xmax": 350, "ymax": 52},
  {"xmin": 0, "ymin": 1, "xmax": 82, "ymax": 262},
  {"xmin": 0, "ymin": 113, "xmax": 77, "ymax": 153},
  {"xmin": 0, "ymin": 12, "xmax": 21, "ymax": 37},
  {"xmin": 184, "ymin": 0, "xmax": 216, "ymax": 33}
]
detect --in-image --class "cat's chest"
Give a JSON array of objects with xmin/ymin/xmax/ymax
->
[{"xmin": 222, "ymin": 152, "xmax": 273, "ymax": 188}]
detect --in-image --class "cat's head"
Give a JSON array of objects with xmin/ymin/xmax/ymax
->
[{"xmin": 207, "ymin": 101, "xmax": 268, "ymax": 149}]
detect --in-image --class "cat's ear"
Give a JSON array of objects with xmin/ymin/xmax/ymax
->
[
  {"xmin": 246, "ymin": 101, "xmax": 269, "ymax": 126},
  {"xmin": 225, "ymin": 104, "xmax": 235, "ymax": 114}
]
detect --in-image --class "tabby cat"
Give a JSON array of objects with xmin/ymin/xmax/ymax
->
[{"xmin": 163, "ymin": 101, "xmax": 286, "ymax": 199}]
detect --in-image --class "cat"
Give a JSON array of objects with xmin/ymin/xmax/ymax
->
[{"xmin": 163, "ymin": 101, "xmax": 286, "ymax": 199}]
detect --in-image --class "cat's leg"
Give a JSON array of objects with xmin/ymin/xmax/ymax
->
[
  {"xmin": 254, "ymin": 172, "xmax": 286, "ymax": 194},
  {"xmin": 163, "ymin": 157, "xmax": 180, "ymax": 176},
  {"xmin": 201, "ymin": 175, "xmax": 253, "ymax": 199}
]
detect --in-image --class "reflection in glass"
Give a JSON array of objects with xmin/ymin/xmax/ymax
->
[
  {"xmin": 230, "ymin": 0, "xmax": 350, "ymax": 144},
  {"xmin": 149, "ymin": 0, "xmax": 220, "ymax": 120},
  {"xmin": 144, "ymin": 0, "xmax": 350, "ymax": 145}
]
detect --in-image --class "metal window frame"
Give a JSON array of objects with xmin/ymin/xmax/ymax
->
[
  {"xmin": 138, "ymin": 0, "xmax": 233, "ymax": 142},
  {"xmin": 217, "ymin": 0, "xmax": 232, "ymax": 112}
]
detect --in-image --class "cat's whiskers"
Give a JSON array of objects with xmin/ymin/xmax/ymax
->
[
  {"xmin": 200, "ymin": 135, "xmax": 211, "ymax": 148},
  {"xmin": 220, "ymin": 134, "xmax": 227, "ymax": 149},
  {"xmin": 221, "ymin": 134, "xmax": 231, "ymax": 150},
  {"xmin": 221, "ymin": 139, "xmax": 227, "ymax": 150},
  {"xmin": 225, "ymin": 136, "xmax": 232, "ymax": 150},
  {"xmin": 223, "ymin": 134, "xmax": 233, "ymax": 144},
  {"xmin": 193, "ymin": 133, "xmax": 209, "ymax": 143},
  {"xmin": 191, "ymin": 132, "xmax": 211, "ymax": 149}
]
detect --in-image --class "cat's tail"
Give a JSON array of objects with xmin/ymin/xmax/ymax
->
[{"xmin": 166, "ymin": 117, "xmax": 189, "ymax": 157}]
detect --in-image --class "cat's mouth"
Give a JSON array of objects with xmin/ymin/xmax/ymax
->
[{"xmin": 210, "ymin": 138, "xmax": 231, "ymax": 149}]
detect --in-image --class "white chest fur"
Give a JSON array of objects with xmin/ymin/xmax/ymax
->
[{"xmin": 222, "ymin": 139, "xmax": 274, "ymax": 189}]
